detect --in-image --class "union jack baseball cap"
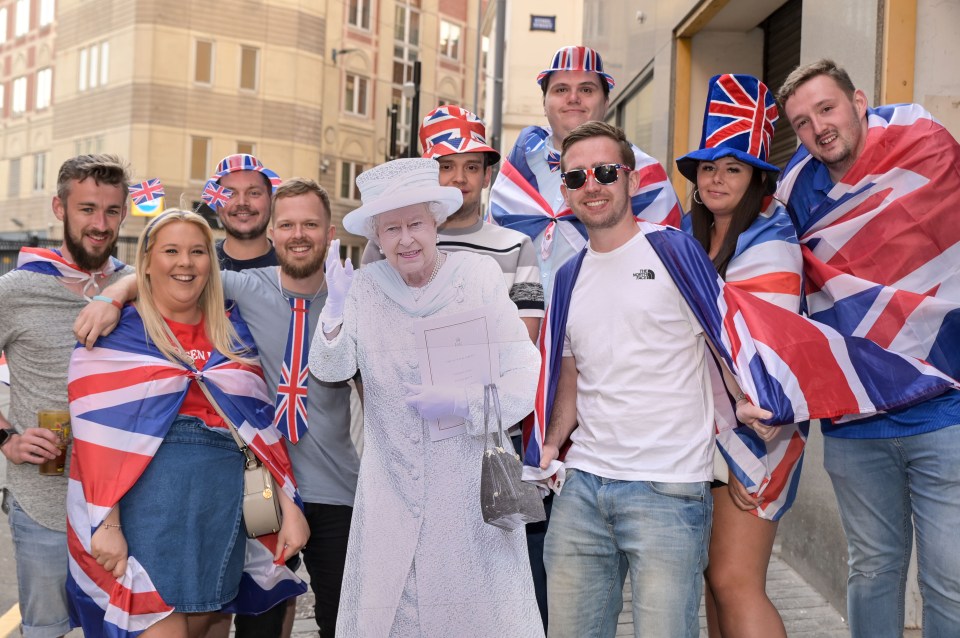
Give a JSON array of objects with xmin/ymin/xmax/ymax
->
[
  {"xmin": 675, "ymin": 74, "xmax": 780, "ymax": 183},
  {"xmin": 210, "ymin": 153, "xmax": 282, "ymax": 193},
  {"xmin": 537, "ymin": 46, "xmax": 615, "ymax": 91},
  {"xmin": 419, "ymin": 105, "xmax": 501, "ymax": 164}
]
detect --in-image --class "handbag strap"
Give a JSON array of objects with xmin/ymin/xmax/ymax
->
[
  {"xmin": 482, "ymin": 383, "xmax": 507, "ymax": 452},
  {"xmin": 158, "ymin": 317, "xmax": 259, "ymax": 469}
]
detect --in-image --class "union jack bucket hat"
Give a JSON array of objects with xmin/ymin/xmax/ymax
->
[
  {"xmin": 536, "ymin": 46, "xmax": 615, "ymax": 91},
  {"xmin": 419, "ymin": 105, "xmax": 501, "ymax": 164},
  {"xmin": 209, "ymin": 153, "xmax": 282, "ymax": 193},
  {"xmin": 675, "ymin": 74, "xmax": 780, "ymax": 183}
]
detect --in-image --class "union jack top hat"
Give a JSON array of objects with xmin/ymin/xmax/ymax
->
[
  {"xmin": 675, "ymin": 74, "xmax": 780, "ymax": 183},
  {"xmin": 419, "ymin": 105, "xmax": 501, "ymax": 164},
  {"xmin": 536, "ymin": 46, "xmax": 615, "ymax": 91},
  {"xmin": 210, "ymin": 153, "xmax": 282, "ymax": 194}
]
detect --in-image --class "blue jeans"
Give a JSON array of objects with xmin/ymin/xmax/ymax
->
[
  {"xmin": 543, "ymin": 469, "xmax": 712, "ymax": 638},
  {"xmin": 824, "ymin": 425, "xmax": 960, "ymax": 638},
  {"xmin": 5, "ymin": 493, "xmax": 71, "ymax": 638}
]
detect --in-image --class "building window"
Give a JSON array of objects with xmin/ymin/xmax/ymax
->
[
  {"xmin": 39, "ymin": 0, "xmax": 53, "ymax": 26},
  {"xmin": 344, "ymin": 74, "xmax": 369, "ymax": 116},
  {"xmin": 9, "ymin": 158, "xmax": 21, "ymax": 197},
  {"xmin": 12, "ymin": 76, "xmax": 27, "ymax": 115},
  {"xmin": 78, "ymin": 41, "xmax": 109, "ymax": 91},
  {"xmin": 35, "ymin": 67, "xmax": 51, "ymax": 110},
  {"xmin": 394, "ymin": 2, "xmax": 420, "ymax": 46},
  {"xmin": 33, "ymin": 152, "xmax": 46, "ymax": 191},
  {"xmin": 239, "ymin": 46, "xmax": 259, "ymax": 91},
  {"xmin": 439, "ymin": 21, "xmax": 461, "ymax": 60},
  {"xmin": 340, "ymin": 161, "xmax": 363, "ymax": 200},
  {"xmin": 190, "ymin": 136, "xmax": 210, "ymax": 181},
  {"xmin": 0, "ymin": 83, "xmax": 5, "ymax": 118},
  {"xmin": 348, "ymin": 0, "xmax": 371, "ymax": 30},
  {"xmin": 0, "ymin": 8, "xmax": 8, "ymax": 44},
  {"xmin": 14, "ymin": 0, "xmax": 28, "ymax": 37},
  {"xmin": 194, "ymin": 40, "xmax": 214, "ymax": 85},
  {"xmin": 237, "ymin": 141, "xmax": 255, "ymax": 155}
]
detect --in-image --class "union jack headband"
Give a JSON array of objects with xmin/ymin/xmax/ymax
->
[{"xmin": 536, "ymin": 45, "xmax": 615, "ymax": 90}]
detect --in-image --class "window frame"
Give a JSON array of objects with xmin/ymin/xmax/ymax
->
[
  {"xmin": 12, "ymin": 75, "xmax": 27, "ymax": 115},
  {"xmin": 439, "ymin": 20, "xmax": 462, "ymax": 61},
  {"xmin": 14, "ymin": 0, "xmax": 29, "ymax": 38},
  {"xmin": 343, "ymin": 73, "xmax": 369, "ymax": 116},
  {"xmin": 239, "ymin": 45, "xmax": 260, "ymax": 92},
  {"xmin": 35, "ymin": 67, "xmax": 51, "ymax": 110},
  {"xmin": 194, "ymin": 39, "xmax": 215, "ymax": 85}
]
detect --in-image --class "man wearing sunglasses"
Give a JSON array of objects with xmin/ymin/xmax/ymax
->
[
  {"xmin": 489, "ymin": 45, "xmax": 682, "ymax": 302},
  {"xmin": 536, "ymin": 121, "xmax": 714, "ymax": 637}
]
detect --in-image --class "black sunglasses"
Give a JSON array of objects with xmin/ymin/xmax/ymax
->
[{"xmin": 560, "ymin": 163, "xmax": 629, "ymax": 190}]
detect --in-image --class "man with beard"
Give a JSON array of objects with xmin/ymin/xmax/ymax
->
[
  {"xmin": 536, "ymin": 123, "xmax": 714, "ymax": 637},
  {"xmin": 774, "ymin": 59, "xmax": 960, "ymax": 637},
  {"xmin": 211, "ymin": 153, "xmax": 280, "ymax": 271},
  {"xmin": 82, "ymin": 178, "xmax": 360, "ymax": 637},
  {"xmin": 221, "ymin": 178, "xmax": 359, "ymax": 638},
  {"xmin": 0, "ymin": 154, "xmax": 133, "ymax": 638}
]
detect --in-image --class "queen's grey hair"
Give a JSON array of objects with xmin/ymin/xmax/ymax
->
[{"xmin": 366, "ymin": 201, "xmax": 446, "ymax": 240}]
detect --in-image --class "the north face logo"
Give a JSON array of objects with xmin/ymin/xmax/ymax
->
[{"xmin": 633, "ymin": 269, "xmax": 655, "ymax": 280}]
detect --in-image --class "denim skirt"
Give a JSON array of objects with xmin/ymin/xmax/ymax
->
[{"xmin": 119, "ymin": 415, "xmax": 246, "ymax": 612}]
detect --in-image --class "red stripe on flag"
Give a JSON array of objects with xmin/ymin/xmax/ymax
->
[
  {"xmin": 67, "ymin": 524, "xmax": 173, "ymax": 616},
  {"xmin": 68, "ymin": 365, "xmax": 184, "ymax": 401},
  {"xmin": 729, "ymin": 271, "xmax": 802, "ymax": 296},
  {"xmin": 757, "ymin": 431, "xmax": 806, "ymax": 513},
  {"xmin": 864, "ymin": 288, "xmax": 927, "ymax": 349},
  {"xmin": 73, "ymin": 439, "xmax": 154, "ymax": 508},
  {"xmin": 500, "ymin": 161, "xmax": 555, "ymax": 216}
]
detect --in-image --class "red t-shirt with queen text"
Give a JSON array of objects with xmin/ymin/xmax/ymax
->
[{"xmin": 164, "ymin": 316, "xmax": 226, "ymax": 428}]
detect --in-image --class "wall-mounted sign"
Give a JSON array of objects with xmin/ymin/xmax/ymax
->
[{"xmin": 530, "ymin": 15, "xmax": 556, "ymax": 32}]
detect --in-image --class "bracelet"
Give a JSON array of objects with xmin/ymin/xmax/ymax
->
[
  {"xmin": 100, "ymin": 522, "xmax": 122, "ymax": 529},
  {"xmin": 734, "ymin": 392, "xmax": 748, "ymax": 405},
  {"xmin": 92, "ymin": 295, "xmax": 123, "ymax": 310}
]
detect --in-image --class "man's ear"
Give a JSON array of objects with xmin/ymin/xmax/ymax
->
[
  {"xmin": 482, "ymin": 166, "xmax": 492, "ymax": 190},
  {"xmin": 52, "ymin": 196, "xmax": 66, "ymax": 222},
  {"xmin": 853, "ymin": 88, "xmax": 868, "ymax": 119},
  {"xmin": 560, "ymin": 183, "xmax": 570, "ymax": 206}
]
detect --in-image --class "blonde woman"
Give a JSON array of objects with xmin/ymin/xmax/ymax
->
[{"xmin": 66, "ymin": 210, "xmax": 308, "ymax": 638}]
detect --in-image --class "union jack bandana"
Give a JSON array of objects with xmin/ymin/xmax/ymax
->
[
  {"xmin": 129, "ymin": 178, "xmax": 165, "ymax": 205},
  {"xmin": 676, "ymin": 74, "xmax": 780, "ymax": 182},
  {"xmin": 274, "ymin": 297, "xmax": 310, "ymax": 443},
  {"xmin": 419, "ymin": 105, "xmax": 500, "ymax": 162},
  {"xmin": 202, "ymin": 179, "xmax": 233, "ymax": 210}
]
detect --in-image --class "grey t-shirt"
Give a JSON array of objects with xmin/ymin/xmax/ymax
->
[
  {"xmin": 0, "ymin": 266, "xmax": 133, "ymax": 531},
  {"xmin": 222, "ymin": 268, "xmax": 359, "ymax": 506}
]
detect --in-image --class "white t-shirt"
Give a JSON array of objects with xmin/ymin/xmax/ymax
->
[{"xmin": 562, "ymin": 231, "xmax": 714, "ymax": 482}]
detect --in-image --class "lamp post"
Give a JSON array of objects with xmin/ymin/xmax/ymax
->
[{"xmin": 402, "ymin": 60, "xmax": 422, "ymax": 157}]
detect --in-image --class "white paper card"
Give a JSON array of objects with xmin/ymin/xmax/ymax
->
[{"xmin": 413, "ymin": 306, "xmax": 501, "ymax": 441}]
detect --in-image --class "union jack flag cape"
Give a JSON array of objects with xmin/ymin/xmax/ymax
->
[
  {"xmin": 523, "ymin": 221, "xmax": 956, "ymax": 506},
  {"xmin": 66, "ymin": 305, "xmax": 306, "ymax": 637},
  {"xmin": 682, "ymin": 200, "xmax": 808, "ymax": 520},
  {"xmin": 17, "ymin": 247, "xmax": 126, "ymax": 299},
  {"xmin": 777, "ymin": 104, "xmax": 960, "ymax": 382},
  {"xmin": 489, "ymin": 126, "xmax": 683, "ymax": 260}
]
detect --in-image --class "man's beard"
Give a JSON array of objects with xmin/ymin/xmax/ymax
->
[
  {"xmin": 222, "ymin": 206, "xmax": 270, "ymax": 241},
  {"xmin": 63, "ymin": 215, "xmax": 118, "ymax": 271},
  {"xmin": 278, "ymin": 244, "xmax": 326, "ymax": 280}
]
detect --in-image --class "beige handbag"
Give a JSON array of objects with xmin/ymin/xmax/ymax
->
[
  {"xmin": 162, "ymin": 323, "xmax": 283, "ymax": 539},
  {"xmin": 198, "ymin": 379, "xmax": 283, "ymax": 539}
]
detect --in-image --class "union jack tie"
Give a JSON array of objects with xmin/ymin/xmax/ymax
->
[{"xmin": 274, "ymin": 297, "xmax": 310, "ymax": 443}]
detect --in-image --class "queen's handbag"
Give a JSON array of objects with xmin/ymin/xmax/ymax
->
[{"xmin": 479, "ymin": 383, "xmax": 546, "ymax": 531}]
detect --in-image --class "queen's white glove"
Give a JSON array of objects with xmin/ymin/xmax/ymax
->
[
  {"xmin": 320, "ymin": 239, "xmax": 354, "ymax": 332},
  {"xmin": 404, "ymin": 383, "xmax": 470, "ymax": 421}
]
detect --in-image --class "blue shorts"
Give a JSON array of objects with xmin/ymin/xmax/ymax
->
[
  {"xmin": 4, "ymin": 492, "xmax": 71, "ymax": 638},
  {"xmin": 120, "ymin": 415, "xmax": 246, "ymax": 612}
]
